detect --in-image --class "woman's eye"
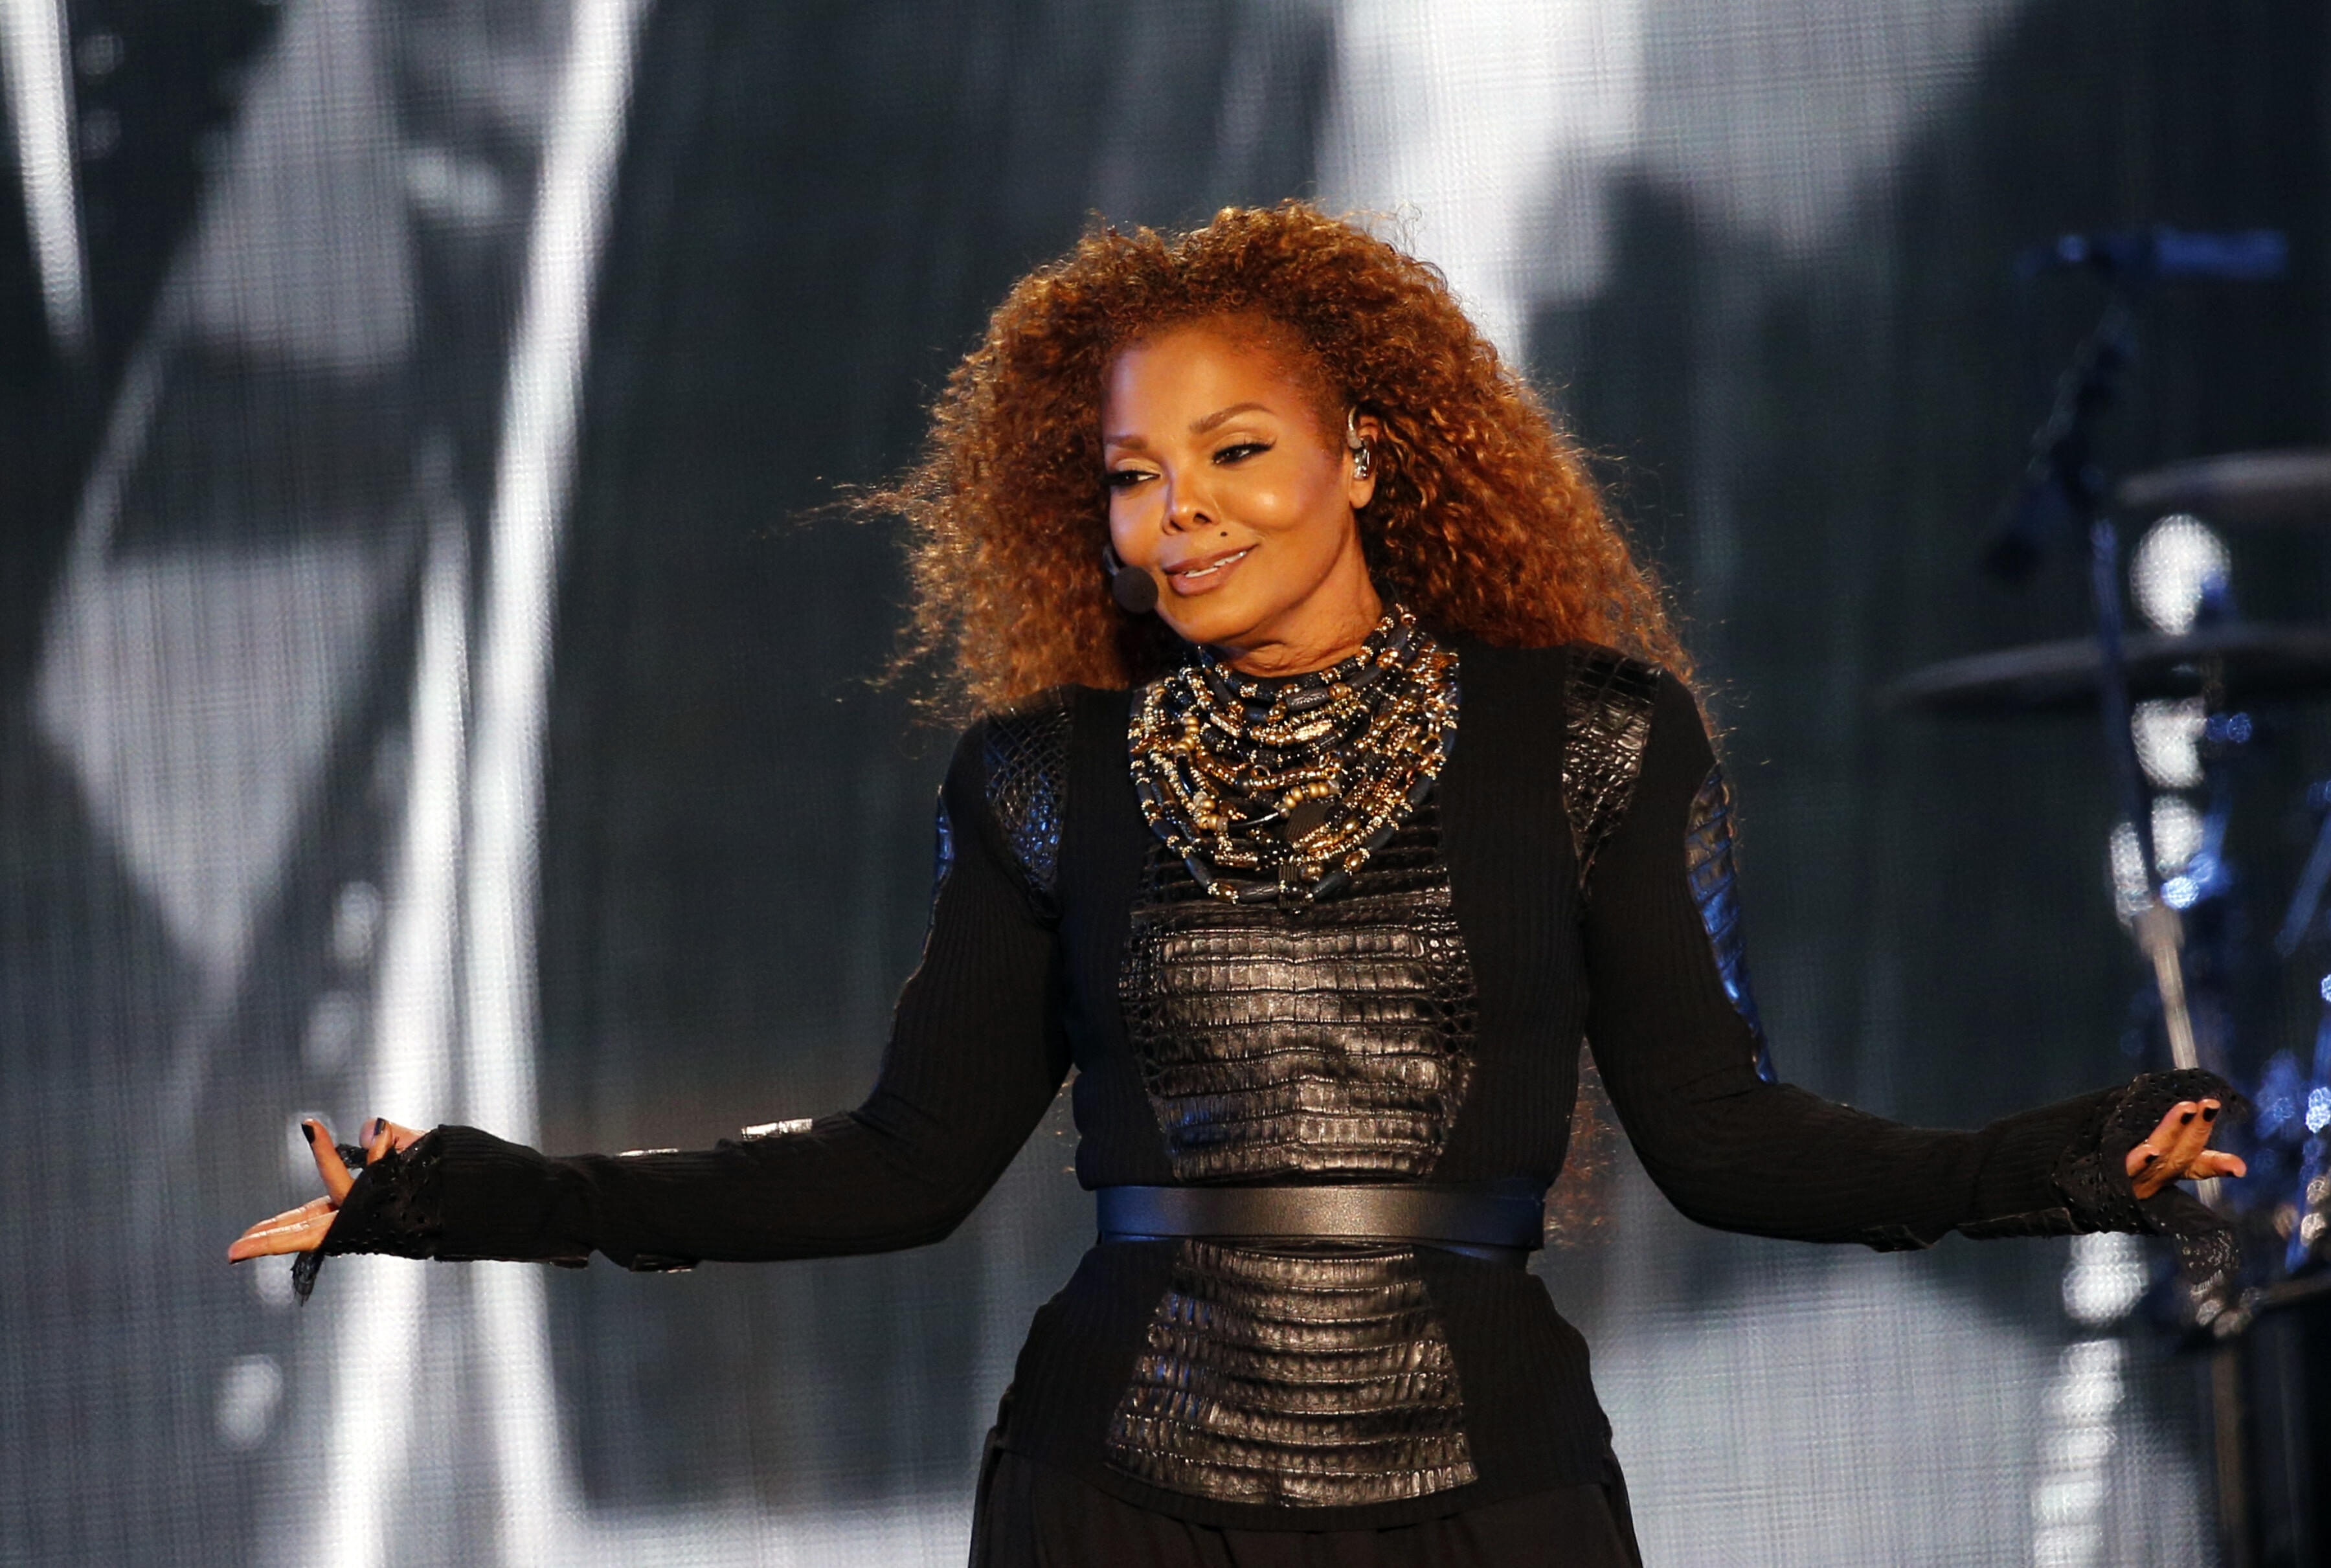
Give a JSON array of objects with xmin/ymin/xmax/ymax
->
[
  {"xmin": 1105, "ymin": 469, "xmax": 1154, "ymax": 490},
  {"xmin": 1213, "ymin": 442, "xmax": 1270, "ymax": 465}
]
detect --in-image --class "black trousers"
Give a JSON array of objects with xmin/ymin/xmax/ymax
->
[{"xmin": 969, "ymin": 1444, "xmax": 1645, "ymax": 1568}]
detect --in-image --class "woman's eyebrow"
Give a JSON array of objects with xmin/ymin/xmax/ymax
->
[
  {"xmin": 1191, "ymin": 401, "xmax": 1271, "ymax": 434},
  {"xmin": 1104, "ymin": 401, "xmax": 1274, "ymax": 449}
]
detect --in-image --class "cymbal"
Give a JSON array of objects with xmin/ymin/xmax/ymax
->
[
  {"xmin": 2117, "ymin": 450, "xmax": 2331, "ymax": 524},
  {"xmin": 1885, "ymin": 623, "xmax": 2331, "ymax": 715}
]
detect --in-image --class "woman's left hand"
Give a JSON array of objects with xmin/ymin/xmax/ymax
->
[
  {"xmin": 2123, "ymin": 1098, "xmax": 2246, "ymax": 1200},
  {"xmin": 227, "ymin": 1116, "xmax": 425, "ymax": 1262}
]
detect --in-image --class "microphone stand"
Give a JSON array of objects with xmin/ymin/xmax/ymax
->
[
  {"xmin": 2008, "ymin": 293, "xmax": 2211, "ymax": 1090},
  {"xmin": 2003, "ymin": 274, "xmax": 2255, "ymax": 1568}
]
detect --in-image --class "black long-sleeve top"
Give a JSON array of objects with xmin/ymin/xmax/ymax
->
[{"xmin": 328, "ymin": 641, "xmax": 2206, "ymax": 1530}]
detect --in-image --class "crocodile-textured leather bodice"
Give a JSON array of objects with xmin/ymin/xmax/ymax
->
[{"xmin": 1118, "ymin": 804, "xmax": 1480, "ymax": 1182}]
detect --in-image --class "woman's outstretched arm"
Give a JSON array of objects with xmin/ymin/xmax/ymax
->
[
  {"xmin": 1581, "ymin": 672, "xmax": 2241, "ymax": 1251},
  {"xmin": 231, "ymin": 719, "xmax": 1072, "ymax": 1274}
]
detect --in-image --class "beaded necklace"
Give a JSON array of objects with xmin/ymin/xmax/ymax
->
[{"xmin": 1127, "ymin": 603, "xmax": 1460, "ymax": 906}]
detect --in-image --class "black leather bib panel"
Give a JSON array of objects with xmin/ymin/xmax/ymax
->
[
  {"xmin": 1118, "ymin": 804, "xmax": 1480, "ymax": 1183},
  {"xmin": 1103, "ymin": 1241, "xmax": 1478, "ymax": 1507}
]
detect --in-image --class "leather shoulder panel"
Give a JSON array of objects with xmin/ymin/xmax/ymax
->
[
  {"xmin": 1561, "ymin": 644, "xmax": 1661, "ymax": 888},
  {"xmin": 1684, "ymin": 763, "xmax": 1777, "ymax": 1083},
  {"xmin": 980, "ymin": 686, "xmax": 1076, "ymax": 913}
]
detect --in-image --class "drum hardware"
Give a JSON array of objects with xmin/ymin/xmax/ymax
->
[
  {"xmin": 2277, "ymin": 785, "xmax": 2331, "ymax": 958},
  {"xmin": 1882, "ymin": 625, "xmax": 2331, "ymax": 716},
  {"xmin": 2269, "ymin": 788, "xmax": 2331, "ymax": 1278},
  {"xmin": 2118, "ymin": 449, "xmax": 2331, "ymax": 526}
]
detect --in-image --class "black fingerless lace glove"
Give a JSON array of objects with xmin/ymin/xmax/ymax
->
[
  {"xmin": 289, "ymin": 1135, "xmax": 448, "ymax": 1303},
  {"xmin": 323, "ymin": 1136, "xmax": 447, "ymax": 1256},
  {"xmin": 1963, "ymin": 1067, "xmax": 2242, "ymax": 1280}
]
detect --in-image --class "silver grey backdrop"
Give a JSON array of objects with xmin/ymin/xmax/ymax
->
[{"xmin": 2, "ymin": 1, "xmax": 2326, "ymax": 1563}]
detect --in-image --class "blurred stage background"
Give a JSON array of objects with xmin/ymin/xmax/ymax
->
[{"xmin": 3, "ymin": 1, "xmax": 2328, "ymax": 1563}]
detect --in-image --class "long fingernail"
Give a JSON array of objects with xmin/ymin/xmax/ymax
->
[
  {"xmin": 302, "ymin": 1123, "xmax": 317, "ymax": 1144},
  {"xmin": 2179, "ymin": 1110, "xmax": 2196, "ymax": 1124},
  {"xmin": 2202, "ymin": 1105, "xmax": 2218, "ymax": 1122}
]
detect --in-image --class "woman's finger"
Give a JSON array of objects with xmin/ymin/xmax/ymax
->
[
  {"xmin": 2190, "ymin": 1148, "xmax": 2247, "ymax": 1181},
  {"xmin": 366, "ymin": 1117, "xmax": 424, "ymax": 1157},
  {"xmin": 305, "ymin": 1118, "xmax": 356, "ymax": 1203},
  {"xmin": 227, "ymin": 1202, "xmax": 338, "ymax": 1261},
  {"xmin": 2128, "ymin": 1103, "xmax": 2199, "ymax": 1175},
  {"xmin": 2159, "ymin": 1099, "xmax": 2219, "ymax": 1177},
  {"xmin": 245, "ymin": 1194, "xmax": 337, "ymax": 1234},
  {"xmin": 2129, "ymin": 1145, "xmax": 2172, "ymax": 1199},
  {"xmin": 2126, "ymin": 1101, "xmax": 2197, "ymax": 1198}
]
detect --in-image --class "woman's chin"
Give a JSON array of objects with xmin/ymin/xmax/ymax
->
[{"xmin": 1159, "ymin": 595, "xmax": 1271, "ymax": 653}]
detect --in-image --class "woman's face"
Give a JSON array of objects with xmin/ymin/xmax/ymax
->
[{"xmin": 1102, "ymin": 320, "xmax": 1382, "ymax": 675}]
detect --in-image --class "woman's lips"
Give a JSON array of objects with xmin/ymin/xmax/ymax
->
[{"xmin": 1165, "ymin": 545, "xmax": 1254, "ymax": 596}]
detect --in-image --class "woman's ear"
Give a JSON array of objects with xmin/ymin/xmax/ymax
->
[{"xmin": 1346, "ymin": 412, "xmax": 1383, "ymax": 510}]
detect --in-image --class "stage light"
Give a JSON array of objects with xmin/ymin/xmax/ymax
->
[
  {"xmin": 2128, "ymin": 514, "xmax": 2229, "ymax": 634},
  {"xmin": 0, "ymin": 0, "xmax": 90, "ymax": 354}
]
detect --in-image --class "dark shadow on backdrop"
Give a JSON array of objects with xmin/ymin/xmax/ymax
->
[{"xmin": 535, "ymin": 0, "xmax": 1334, "ymax": 1509}]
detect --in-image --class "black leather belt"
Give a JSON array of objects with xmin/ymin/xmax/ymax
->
[{"xmin": 1096, "ymin": 1184, "xmax": 1545, "ymax": 1268}]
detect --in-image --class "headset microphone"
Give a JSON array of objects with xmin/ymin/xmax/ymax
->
[{"xmin": 1101, "ymin": 543, "xmax": 1160, "ymax": 614}]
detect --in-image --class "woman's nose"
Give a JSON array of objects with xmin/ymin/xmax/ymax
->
[{"xmin": 1163, "ymin": 475, "xmax": 1209, "ymax": 533}]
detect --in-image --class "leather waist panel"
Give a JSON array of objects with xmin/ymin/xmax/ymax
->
[{"xmin": 1103, "ymin": 1241, "xmax": 1478, "ymax": 1507}]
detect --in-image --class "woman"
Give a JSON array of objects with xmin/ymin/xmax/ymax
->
[{"xmin": 233, "ymin": 203, "xmax": 2244, "ymax": 1565}]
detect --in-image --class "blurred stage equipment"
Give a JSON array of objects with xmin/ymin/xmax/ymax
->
[
  {"xmin": 1890, "ymin": 225, "xmax": 2331, "ymax": 1567},
  {"xmin": 2119, "ymin": 451, "xmax": 2331, "ymax": 527},
  {"xmin": 1884, "ymin": 625, "xmax": 2331, "ymax": 716},
  {"xmin": 2015, "ymin": 225, "xmax": 2290, "ymax": 284}
]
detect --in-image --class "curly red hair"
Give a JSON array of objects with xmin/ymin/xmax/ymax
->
[{"xmin": 877, "ymin": 201, "xmax": 1690, "ymax": 715}]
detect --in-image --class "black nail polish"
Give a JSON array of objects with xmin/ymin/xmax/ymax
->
[
  {"xmin": 291, "ymin": 1249, "xmax": 323, "ymax": 1304},
  {"xmin": 2179, "ymin": 1110, "xmax": 2196, "ymax": 1124},
  {"xmin": 301, "ymin": 1123, "xmax": 316, "ymax": 1144},
  {"xmin": 2202, "ymin": 1105, "xmax": 2218, "ymax": 1121}
]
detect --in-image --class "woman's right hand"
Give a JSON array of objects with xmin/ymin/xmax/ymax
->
[
  {"xmin": 227, "ymin": 1116, "xmax": 424, "ymax": 1262},
  {"xmin": 2123, "ymin": 1097, "xmax": 2245, "ymax": 1199}
]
